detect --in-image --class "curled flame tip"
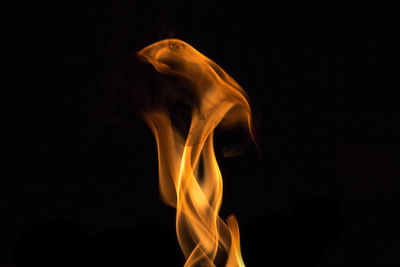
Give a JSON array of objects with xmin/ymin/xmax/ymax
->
[{"xmin": 139, "ymin": 38, "xmax": 253, "ymax": 267}]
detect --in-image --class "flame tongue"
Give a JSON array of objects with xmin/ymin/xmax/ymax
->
[{"xmin": 139, "ymin": 39, "xmax": 253, "ymax": 267}]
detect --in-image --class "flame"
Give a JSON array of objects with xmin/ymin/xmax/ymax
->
[{"xmin": 138, "ymin": 39, "xmax": 255, "ymax": 267}]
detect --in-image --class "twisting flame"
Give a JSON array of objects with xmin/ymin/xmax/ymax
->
[{"xmin": 138, "ymin": 39, "xmax": 255, "ymax": 267}]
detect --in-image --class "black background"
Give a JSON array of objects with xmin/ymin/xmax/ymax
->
[{"xmin": 7, "ymin": 0, "xmax": 400, "ymax": 266}]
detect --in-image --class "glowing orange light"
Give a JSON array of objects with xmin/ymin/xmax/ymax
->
[{"xmin": 138, "ymin": 39, "xmax": 255, "ymax": 267}]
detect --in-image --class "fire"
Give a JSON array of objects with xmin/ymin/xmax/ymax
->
[{"xmin": 137, "ymin": 39, "xmax": 255, "ymax": 267}]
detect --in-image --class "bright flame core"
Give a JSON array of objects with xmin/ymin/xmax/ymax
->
[{"xmin": 138, "ymin": 39, "xmax": 254, "ymax": 267}]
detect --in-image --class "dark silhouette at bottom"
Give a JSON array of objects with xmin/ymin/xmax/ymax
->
[
  {"xmin": 13, "ymin": 218, "xmax": 88, "ymax": 267},
  {"xmin": 14, "ymin": 194, "xmax": 341, "ymax": 266},
  {"xmin": 243, "ymin": 193, "xmax": 343, "ymax": 267},
  {"xmin": 14, "ymin": 220, "xmax": 182, "ymax": 267},
  {"xmin": 91, "ymin": 224, "xmax": 182, "ymax": 267}
]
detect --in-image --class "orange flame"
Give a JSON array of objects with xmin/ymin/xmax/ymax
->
[{"xmin": 138, "ymin": 39, "xmax": 255, "ymax": 267}]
